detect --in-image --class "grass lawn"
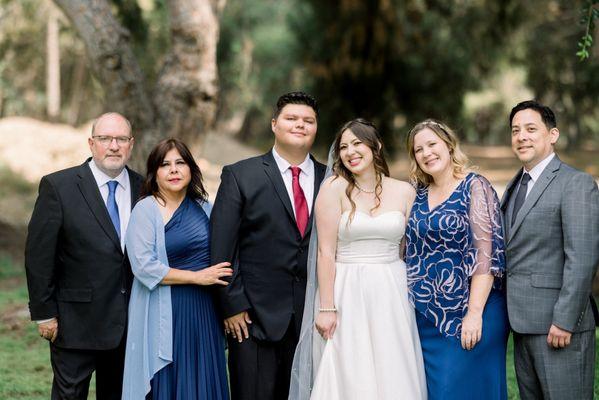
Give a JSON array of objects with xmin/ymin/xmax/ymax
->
[
  {"xmin": 0, "ymin": 254, "xmax": 95, "ymax": 399},
  {"xmin": 0, "ymin": 253, "xmax": 596, "ymax": 399}
]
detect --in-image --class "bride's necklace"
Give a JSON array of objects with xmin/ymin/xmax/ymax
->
[{"xmin": 355, "ymin": 182, "xmax": 375, "ymax": 194}]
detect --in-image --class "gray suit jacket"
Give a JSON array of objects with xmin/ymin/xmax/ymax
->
[{"xmin": 501, "ymin": 155, "xmax": 599, "ymax": 334}]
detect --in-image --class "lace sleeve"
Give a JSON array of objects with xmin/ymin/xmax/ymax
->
[{"xmin": 468, "ymin": 175, "xmax": 505, "ymax": 278}]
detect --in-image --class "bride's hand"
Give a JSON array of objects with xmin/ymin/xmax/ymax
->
[
  {"xmin": 461, "ymin": 311, "xmax": 483, "ymax": 350},
  {"xmin": 315, "ymin": 311, "xmax": 337, "ymax": 340}
]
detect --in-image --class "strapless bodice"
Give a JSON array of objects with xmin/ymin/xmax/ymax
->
[{"xmin": 336, "ymin": 211, "xmax": 405, "ymax": 264}]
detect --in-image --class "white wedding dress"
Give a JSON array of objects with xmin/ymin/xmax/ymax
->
[{"xmin": 310, "ymin": 210, "xmax": 427, "ymax": 400}]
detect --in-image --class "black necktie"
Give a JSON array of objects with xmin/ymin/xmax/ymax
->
[{"xmin": 511, "ymin": 173, "xmax": 531, "ymax": 226}]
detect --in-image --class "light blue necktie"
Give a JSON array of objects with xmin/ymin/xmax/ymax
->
[{"xmin": 106, "ymin": 180, "xmax": 121, "ymax": 239}]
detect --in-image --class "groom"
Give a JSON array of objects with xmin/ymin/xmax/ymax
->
[{"xmin": 211, "ymin": 91, "xmax": 326, "ymax": 400}]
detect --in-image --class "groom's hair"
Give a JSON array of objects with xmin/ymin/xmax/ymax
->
[{"xmin": 273, "ymin": 91, "xmax": 318, "ymax": 119}]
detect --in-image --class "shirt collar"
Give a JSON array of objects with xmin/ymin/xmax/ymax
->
[
  {"xmin": 524, "ymin": 152, "xmax": 555, "ymax": 183},
  {"xmin": 271, "ymin": 147, "xmax": 313, "ymax": 176},
  {"xmin": 88, "ymin": 159, "xmax": 129, "ymax": 189}
]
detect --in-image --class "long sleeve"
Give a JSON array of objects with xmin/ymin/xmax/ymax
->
[
  {"xmin": 210, "ymin": 166, "xmax": 251, "ymax": 317},
  {"xmin": 125, "ymin": 200, "xmax": 170, "ymax": 291},
  {"xmin": 552, "ymin": 173, "xmax": 599, "ymax": 331},
  {"xmin": 25, "ymin": 176, "xmax": 63, "ymax": 320},
  {"xmin": 468, "ymin": 175, "xmax": 505, "ymax": 278}
]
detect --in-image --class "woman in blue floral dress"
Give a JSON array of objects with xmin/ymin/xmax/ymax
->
[{"xmin": 405, "ymin": 120, "xmax": 508, "ymax": 400}]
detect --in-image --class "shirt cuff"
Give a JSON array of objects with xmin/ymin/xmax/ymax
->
[{"xmin": 35, "ymin": 318, "xmax": 57, "ymax": 324}]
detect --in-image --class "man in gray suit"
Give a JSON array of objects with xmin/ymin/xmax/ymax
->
[{"xmin": 502, "ymin": 100, "xmax": 599, "ymax": 399}]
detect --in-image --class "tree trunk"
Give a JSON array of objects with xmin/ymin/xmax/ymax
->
[
  {"xmin": 154, "ymin": 0, "xmax": 223, "ymax": 144},
  {"xmin": 52, "ymin": 0, "xmax": 158, "ymax": 166},
  {"xmin": 46, "ymin": 5, "xmax": 61, "ymax": 120},
  {"xmin": 53, "ymin": 0, "xmax": 223, "ymax": 167},
  {"xmin": 66, "ymin": 54, "xmax": 87, "ymax": 125}
]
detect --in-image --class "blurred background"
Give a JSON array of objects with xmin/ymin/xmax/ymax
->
[{"xmin": 0, "ymin": 0, "xmax": 597, "ymax": 398}]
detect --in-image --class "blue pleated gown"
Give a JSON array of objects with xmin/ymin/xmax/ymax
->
[{"xmin": 150, "ymin": 197, "xmax": 229, "ymax": 400}]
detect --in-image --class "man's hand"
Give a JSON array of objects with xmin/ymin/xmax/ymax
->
[
  {"xmin": 547, "ymin": 324, "xmax": 572, "ymax": 348},
  {"xmin": 224, "ymin": 311, "xmax": 252, "ymax": 343},
  {"xmin": 38, "ymin": 318, "xmax": 58, "ymax": 342}
]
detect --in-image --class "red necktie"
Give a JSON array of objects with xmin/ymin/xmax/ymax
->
[{"xmin": 290, "ymin": 166, "xmax": 309, "ymax": 236}]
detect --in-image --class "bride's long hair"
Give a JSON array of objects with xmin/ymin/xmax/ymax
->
[{"xmin": 332, "ymin": 118, "xmax": 390, "ymax": 220}]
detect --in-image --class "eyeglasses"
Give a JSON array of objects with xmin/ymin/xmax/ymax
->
[{"xmin": 92, "ymin": 135, "xmax": 133, "ymax": 146}]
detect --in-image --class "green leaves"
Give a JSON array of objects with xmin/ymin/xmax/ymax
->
[
  {"xmin": 577, "ymin": 0, "xmax": 598, "ymax": 61},
  {"xmin": 576, "ymin": 34, "xmax": 593, "ymax": 60}
]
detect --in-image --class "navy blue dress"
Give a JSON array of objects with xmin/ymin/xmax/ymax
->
[
  {"xmin": 405, "ymin": 173, "xmax": 508, "ymax": 400},
  {"xmin": 150, "ymin": 197, "xmax": 229, "ymax": 400}
]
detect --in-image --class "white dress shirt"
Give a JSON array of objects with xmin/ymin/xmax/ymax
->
[
  {"xmin": 89, "ymin": 159, "xmax": 132, "ymax": 249},
  {"xmin": 518, "ymin": 152, "xmax": 555, "ymax": 198},
  {"xmin": 272, "ymin": 148, "xmax": 315, "ymax": 215}
]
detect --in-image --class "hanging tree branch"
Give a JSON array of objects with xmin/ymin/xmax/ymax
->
[{"xmin": 577, "ymin": 0, "xmax": 598, "ymax": 61}]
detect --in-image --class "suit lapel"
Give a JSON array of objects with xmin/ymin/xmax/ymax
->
[
  {"xmin": 128, "ymin": 167, "xmax": 143, "ymax": 209},
  {"xmin": 77, "ymin": 161, "xmax": 122, "ymax": 252},
  {"xmin": 501, "ymin": 169, "xmax": 521, "ymax": 242},
  {"xmin": 304, "ymin": 159, "xmax": 326, "ymax": 237},
  {"xmin": 508, "ymin": 156, "xmax": 561, "ymax": 244},
  {"xmin": 262, "ymin": 152, "xmax": 297, "ymax": 227},
  {"xmin": 500, "ymin": 170, "xmax": 521, "ymax": 211}
]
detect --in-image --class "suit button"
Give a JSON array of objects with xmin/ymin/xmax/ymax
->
[
  {"xmin": 294, "ymin": 276, "xmax": 300, "ymax": 282},
  {"xmin": 121, "ymin": 289, "xmax": 126, "ymax": 294},
  {"xmin": 299, "ymin": 247, "xmax": 304, "ymax": 254}
]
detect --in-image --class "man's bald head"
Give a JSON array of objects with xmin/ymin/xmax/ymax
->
[{"xmin": 91, "ymin": 112, "xmax": 132, "ymax": 137}]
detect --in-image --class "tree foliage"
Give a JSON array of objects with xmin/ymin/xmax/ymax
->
[
  {"xmin": 0, "ymin": 0, "xmax": 104, "ymax": 120},
  {"xmin": 288, "ymin": 0, "xmax": 524, "ymax": 151},
  {"xmin": 217, "ymin": 0, "xmax": 307, "ymax": 144},
  {"xmin": 576, "ymin": 0, "xmax": 598, "ymax": 60},
  {"xmin": 521, "ymin": 0, "xmax": 599, "ymax": 148},
  {"xmin": 1, "ymin": 0, "xmax": 597, "ymax": 155}
]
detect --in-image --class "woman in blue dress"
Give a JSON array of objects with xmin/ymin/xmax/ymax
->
[
  {"xmin": 405, "ymin": 120, "xmax": 508, "ymax": 400},
  {"xmin": 122, "ymin": 138, "xmax": 232, "ymax": 400}
]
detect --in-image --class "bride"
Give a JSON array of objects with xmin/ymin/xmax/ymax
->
[{"xmin": 289, "ymin": 118, "xmax": 427, "ymax": 400}]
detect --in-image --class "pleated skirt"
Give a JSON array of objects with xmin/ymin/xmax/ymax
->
[{"xmin": 150, "ymin": 285, "xmax": 229, "ymax": 400}]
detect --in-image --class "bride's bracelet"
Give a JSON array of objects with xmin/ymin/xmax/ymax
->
[{"xmin": 319, "ymin": 307, "xmax": 337, "ymax": 313}]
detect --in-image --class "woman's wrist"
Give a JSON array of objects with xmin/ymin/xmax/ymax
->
[
  {"xmin": 466, "ymin": 305, "xmax": 483, "ymax": 316},
  {"xmin": 319, "ymin": 307, "xmax": 337, "ymax": 313}
]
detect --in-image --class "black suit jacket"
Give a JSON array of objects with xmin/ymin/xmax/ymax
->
[
  {"xmin": 25, "ymin": 160, "xmax": 143, "ymax": 350},
  {"xmin": 210, "ymin": 151, "xmax": 326, "ymax": 341}
]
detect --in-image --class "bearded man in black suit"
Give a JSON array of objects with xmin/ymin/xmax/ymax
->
[{"xmin": 25, "ymin": 112, "xmax": 143, "ymax": 399}]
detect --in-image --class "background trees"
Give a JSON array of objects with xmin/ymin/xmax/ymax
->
[{"xmin": 0, "ymin": 0, "xmax": 597, "ymax": 160}]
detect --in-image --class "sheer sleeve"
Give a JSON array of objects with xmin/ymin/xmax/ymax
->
[{"xmin": 468, "ymin": 175, "xmax": 505, "ymax": 278}]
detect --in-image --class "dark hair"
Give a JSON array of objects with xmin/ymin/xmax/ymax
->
[
  {"xmin": 509, "ymin": 100, "xmax": 557, "ymax": 129},
  {"xmin": 272, "ymin": 91, "xmax": 318, "ymax": 120},
  {"xmin": 141, "ymin": 138, "xmax": 208, "ymax": 204},
  {"xmin": 332, "ymin": 118, "xmax": 390, "ymax": 220}
]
